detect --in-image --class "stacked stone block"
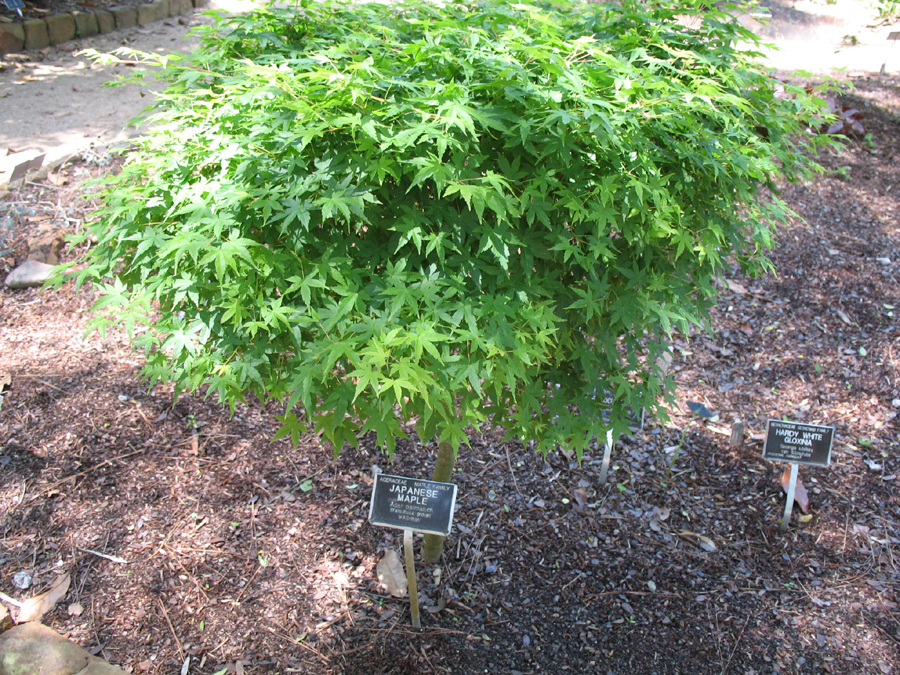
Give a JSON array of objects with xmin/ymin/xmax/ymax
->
[{"xmin": 0, "ymin": 0, "xmax": 208, "ymax": 55}]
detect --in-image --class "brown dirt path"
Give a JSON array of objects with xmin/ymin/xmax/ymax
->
[
  {"xmin": 0, "ymin": 0, "xmax": 259, "ymax": 182},
  {"xmin": 0, "ymin": 0, "xmax": 896, "ymax": 184}
]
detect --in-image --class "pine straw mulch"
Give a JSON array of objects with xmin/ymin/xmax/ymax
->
[{"xmin": 0, "ymin": 76, "xmax": 899, "ymax": 675}]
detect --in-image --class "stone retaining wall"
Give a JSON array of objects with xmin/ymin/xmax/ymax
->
[{"xmin": 0, "ymin": 0, "xmax": 208, "ymax": 55}]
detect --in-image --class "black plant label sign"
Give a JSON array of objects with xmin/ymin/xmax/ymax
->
[
  {"xmin": 763, "ymin": 420, "xmax": 835, "ymax": 467},
  {"xmin": 597, "ymin": 389, "xmax": 645, "ymax": 431},
  {"xmin": 369, "ymin": 474, "xmax": 458, "ymax": 536}
]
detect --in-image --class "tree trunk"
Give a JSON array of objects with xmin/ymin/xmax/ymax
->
[{"xmin": 421, "ymin": 440, "xmax": 456, "ymax": 563}]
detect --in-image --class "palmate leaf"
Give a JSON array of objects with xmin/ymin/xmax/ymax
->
[
  {"xmin": 273, "ymin": 413, "xmax": 305, "ymax": 448},
  {"xmin": 75, "ymin": 0, "xmax": 833, "ymax": 459}
]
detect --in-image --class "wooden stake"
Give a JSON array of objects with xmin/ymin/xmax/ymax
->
[
  {"xmin": 729, "ymin": 422, "xmax": 745, "ymax": 448},
  {"xmin": 403, "ymin": 529, "xmax": 421, "ymax": 629}
]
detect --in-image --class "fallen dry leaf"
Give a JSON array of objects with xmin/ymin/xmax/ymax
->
[
  {"xmin": 781, "ymin": 468, "xmax": 810, "ymax": 513},
  {"xmin": 47, "ymin": 171, "xmax": 68, "ymax": 186},
  {"xmin": 376, "ymin": 549, "xmax": 407, "ymax": 598},
  {"xmin": 702, "ymin": 339, "xmax": 721, "ymax": 353},
  {"xmin": 652, "ymin": 506, "xmax": 671, "ymax": 521},
  {"xmin": 423, "ymin": 596, "xmax": 447, "ymax": 613},
  {"xmin": 573, "ymin": 488, "xmax": 589, "ymax": 510},
  {"xmin": 852, "ymin": 524, "xmax": 871, "ymax": 538},
  {"xmin": 678, "ymin": 531, "xmax": 717, "ymax": 552},
  {"xmin": 725, "ymin": 278, "xmax": 747, "ymax": 294},
  {"xmin": 16, "ymin": 573, "xmax": 70, "ymax": 623}
]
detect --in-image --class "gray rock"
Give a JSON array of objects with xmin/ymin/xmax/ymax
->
[
  {"xmin": 12, "ymin": 572, "xmax": 31, "ymax": 590},
  {"xmin": 45, "ymin": 14, "xmax": 76, "ymax": 45},
  {"xmin": 0, "ymin": 622, "xmax": 126, "ymax": 675},
  {"xmin": 170, "ymin": 0, "xmax": 193, "ymax": 16},
  {"xmin": 0, "ymin": 23, "xmax": 25, "ymax": 56},
  {"xmin": 3, "ymin": 150, "xmax": 45, "ymax": 184},
  {"xmin": 26, "ymin": 228, "xmax": 66, "ymax": 265},
  {"xmin": 95, "ymin": 10, "xmax": 116, "ymax": 34},
  {"xmin": 152, "ymin": 0, "xmax": 171, "ymax": 20},
  {"xmin": 0, "ymin": 605, "xmax": 12, "ymax": 634},
  {"xmin": 138, "ymin": 0, "xmax": 169, "ymax": 25},
  {"xmin": 22, "ymin": 20, "xmax": 49, "ymax": 51},
  {"xmin": 5, "ymin": 261, "xmax": 55, "ymax": 289},
  {"xmin": 109, "ymin": 6, "xmax": 137, "ymax": 30},
  {"xmin": 73, "ymin": 12, "xmax": 99, "ymax": 39}
]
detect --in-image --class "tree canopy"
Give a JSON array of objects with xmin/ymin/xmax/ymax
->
[{"xmin": 68, "ymin": 0, "xmax": 830, "ymax": 458}]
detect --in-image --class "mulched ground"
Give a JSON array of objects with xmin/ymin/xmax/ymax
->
[{"xmin": 1, "ymin": 76, "xmax": 899, "ymax": 675}]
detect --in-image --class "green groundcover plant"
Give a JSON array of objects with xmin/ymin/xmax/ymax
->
[{"xmin": 67, "ymin": 0, "xmax": 830, "ymax": 463}]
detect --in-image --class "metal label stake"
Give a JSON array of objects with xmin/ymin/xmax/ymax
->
[
  {"xmin": 598, "ymin": 429, "xmax": 614, "ymax": 484},
  {"xmin": 369, "ymin": 474, "xmax": 456, "ymax": 629},
  {"xmin": 762, "ymin": 419, "xmax": 835, "ymax": 533},
  {"xmin": 593, "ymin": 387, "xmax": 642, "ymax": 485},
  {"xmin": 780, "ymin": 463, "xmax": 799, "ymax": 532},
  {"xmin": 403, "ymin": 529, "xmax": 421, "ymax": 629}
]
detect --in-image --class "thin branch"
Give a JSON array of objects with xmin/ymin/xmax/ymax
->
[
  {"xmin": 157, "ymin": 598, "xmax": 185, "ymax": 664},
  {"xmin": 25, "ymin": 449, "xmax": 143, "ymax": 503}
]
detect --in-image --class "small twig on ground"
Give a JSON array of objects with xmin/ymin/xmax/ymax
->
[
  {"xmin": 587, "ymin": 590, "xmax": 681, "ymax": 598},
  {"xmin": 130, "ymin": 403, "xmax": 156, "ymax": 432},
  {"xmin": 166, "ymin": 550, "xmax": 209, "ymax": 603},
  {"xmin": 476, "ymin": 458, "xmax": 505, "ymax": 477},
  {"xmin": 236, "ymin": 563, "xmax": 263, "ymax": 603},
  {"xmin": 157, "ymin": 598, "xmax": 185, "ymax": 664},
  {"xmin": 24, "ymin": 449, "xmax": 143, "ymax": 503},
  {"xmin": 240, "ymin": 584, "xmax": 292, "ymax": 604},
  {"xmin": 21, "ymin": 375, "xmax": 66, "ymax": 393},
  {"xmin": 505, "ymin": 445, "xmax": 521, "ymax": 495},
  {"xmin": 355, "ymin": 623, "xmax": 467, "ymax": 637},
  {"xmin": 150, "ymin": 515, "xmax": 190, "ymax": 560},
  {"xmin": 561, "ymin": 572, "xmax": 584, "ymax": 592},
  {"xmin": 419, "ymin": 644, "xmax": 444, "ymax": 675},
  {"xmin": 80, "ymin": 548, "xmax": 128, "ymax": 564},
  {"xmin": 721, "ymin": 613, "xmax": 754, "ymax": 675},
  {"xmin": 261, "ymin": 624, "xmax": 329, "ymax": 662},
  {"xmin": 865, "ymin": 611, "xmax": 900, "ymax": 646},
  {"xmin": 711, "ymin": 605, "xmax": 725, "ymax": 675}
]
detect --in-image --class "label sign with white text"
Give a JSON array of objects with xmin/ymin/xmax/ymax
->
[
  {"xmin": 596, "ymin": 389, "xmax": 645, "ymax": 431},
  {"xmin": 763, "ymin": 420, "xmax": 835, "ymax": 467},
  {"xmin": 369, "ymin": 474, "xmax": 458, "ymax": 536}
]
